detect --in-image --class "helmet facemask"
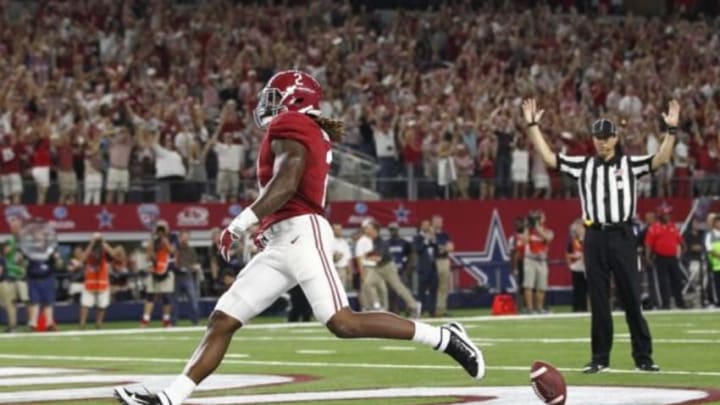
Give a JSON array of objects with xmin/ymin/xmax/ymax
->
[{"xmin": 253, "ymin": 87, "xmax": 285, "ymax": 128}]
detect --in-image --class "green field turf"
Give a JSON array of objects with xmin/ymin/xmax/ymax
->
[{"xmin": 0, "ymin": 309, "xmax": 718, "ymax": 404}]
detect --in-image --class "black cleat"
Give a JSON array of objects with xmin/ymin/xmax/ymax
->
[
  {"xmin": 114, "ymin": 387, "xmax": 171, "ymax": 405},
  {"xmin": 439, "ymin": 322, "xmax": 485, "ymax": 380},
  {"xmin": 636, "ymin": 363, "xmax": 660, "ymax": 372},
  {"xmin": 582, "ymin": 362, "xmax": 609, "ymax": 374}
]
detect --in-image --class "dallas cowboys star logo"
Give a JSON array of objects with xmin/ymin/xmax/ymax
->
[
  {"xmin": 450, "ymin": 209, "xmax": 516, "ymax": 293},
  {"xmin": 96, "ymin": 208, "xmax": 114, "ymax": 229},
  {"xmin": 393, "ymin": 204, "xmax": 410, "ymax": 224}
]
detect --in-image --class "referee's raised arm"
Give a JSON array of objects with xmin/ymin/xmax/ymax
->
[
  {"xmin": 651, "ymin": 99, "xmax": 680, "ymax": 170},
  {"xmin": 521, "ymin": 99, "xmax": 557, "ymax": 169}
]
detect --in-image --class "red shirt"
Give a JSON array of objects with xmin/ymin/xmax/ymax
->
[
  {"xmin": 56, "ymin": 141, "xmax": 75, "ymax": 171},
  {"xmin": 257, "ymin": 111, "xmax": 330, "ymax": 232},
  {"xmin": 645, "ymin": 221, "xmax": 682, "ymax": 257},
  {"xmin": 32, "ymin": 138, "xmax": 51, "ymax": 167},
  {"xmin": 0, "ymin": 141, "xmax": 24, "ymax": 174},
  {"xmin": 477, "ymin": 158, "xmax": 494, "ymax": 179},
  {"xmin": 509, "ymin": 233, "xmax": 525, "ymax": 261},
  {"xmin": 220, "ymin": 120, "xmax": 245, "ymax": 144},
  {"xmin": 401, "ymin": 131, "xmax": 423, "ymax": 165}
]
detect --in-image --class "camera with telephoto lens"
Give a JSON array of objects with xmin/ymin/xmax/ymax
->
[
  {"xmin": 92, "ymin": 237, "xmax": 103, "ymax": 256},
  {"xmin": 527, "ymin": 211, "xmax": 542, "ymax": 228},
  {"xmin": 154, "ymin": 223, "xmax": 168, "ymax": 247},
  {"xmin": 155, "ymin": 223, "xmax": 167, "ymax": 237}
]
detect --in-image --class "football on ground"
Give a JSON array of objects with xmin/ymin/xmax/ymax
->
[{"xmin": 531, "ymin": 360, "xmax": 567, "ymax": 405}]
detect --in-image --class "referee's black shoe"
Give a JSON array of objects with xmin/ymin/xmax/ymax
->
[
  {"xmin": 582, "ymin": 362, "xmax": 609, "ymax": 374},
  {"xmin": 635, "ymin": 363, "xmax": 660, "ymax": 372}
]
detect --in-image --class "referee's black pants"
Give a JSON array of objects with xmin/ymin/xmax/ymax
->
[
  {"xmin": 584, "ymin": 225, "xmax": 653, "ymax": 366},
  {"xmin": 652, "ymin": 255, "xmax": 686, "ymax": 309}
]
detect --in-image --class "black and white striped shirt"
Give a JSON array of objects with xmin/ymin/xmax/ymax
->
[{"xmin": 557, "ymin": 153, "xmax": 654, "ymax": 224}]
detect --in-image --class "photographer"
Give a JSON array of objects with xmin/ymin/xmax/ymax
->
[
  {"xmin": 141, "ymin": 220, "xmax": 178, "ymax": 328},
  {"xmin": 74, "ymin": 233, "xmax": 119, "ymax": 329},
  {"xmin": 521, "ymin": 210, "xmax": 554, "ymax": 313}
]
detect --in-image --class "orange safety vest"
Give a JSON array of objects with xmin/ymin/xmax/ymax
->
[
  {"xmin": 526, "ymin": 229, "xmax": 549, "ymax": 256},
  {"xmin": 154, "ymin": 245, "xmax": 171, "ymax": 276},
  {"xmin": 84, "ymin": 256, "xmax": 109, "ymax": 292}
]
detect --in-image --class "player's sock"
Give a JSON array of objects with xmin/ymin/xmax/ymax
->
[
  {"xmin": 163, "ymin": 374, "xmax": 196, "ymax": 405},
  {"xmin": 162, "ymin": 313, "xmax": 171, "ymax": 321},
  {"xmin": 412, "ymin": 321, "xmax": 450, "ymax": 350},
  {"xmin": 142, "ymin": 314, "xmax": 150, "ymax": 322}
]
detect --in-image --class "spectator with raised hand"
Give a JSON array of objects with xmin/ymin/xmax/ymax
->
[
  {"xmin": 148, "ymin": 131, "xmax": 187, "ymax": 203},
  {"xmin": 372, "ymin": 109, "xmax": 401, "ymax": 197},
  {"xmin": 29, "ymin": 118, "xmax": 52, "ymax": 205},
  {"xmin": 105, "ymin": 126, "xmax": 135, "ymax": 204},
  {"xmin": 83, "ymin": 126, "xmax": 103, "ymax": 205},
  {"xmin": 0, "ymin": 132, "xmax": 25, "ymax": 204},
  {"xmin": 511, "ymin": 135, "xmax": 529, "ymax": 199},
  {"xmin": 477, "ymin": 144, "xmax": 495, "ymax": 200},
  {"xmin": 53, "ymin": 127, "xmax": 78, "ymax": 204},
  {"xmin": 212, "ymin": 100, "xmax": 245, "ymax": 202},
  {"xmin": 493, "ymin": 115, "xmax": 514, "ymax": 199}
]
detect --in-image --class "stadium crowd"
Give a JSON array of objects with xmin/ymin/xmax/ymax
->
[{"xmin": 1, "ymin": 0, "xmax": 719, "ymax": 204}]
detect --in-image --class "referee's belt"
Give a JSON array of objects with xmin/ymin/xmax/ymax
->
[{"xmin": 584, "ymin": 221, "xmax": 631, "ymax": 231}]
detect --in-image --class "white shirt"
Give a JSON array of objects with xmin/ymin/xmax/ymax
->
[
  {"xmin": 674, "ymin": 141, "xmax": 689, "ymax": 168},
  {"xmin": 355, "ymin": 235, "xmax": 375, "ymax": 266},
  {"xmin": 174, "ymin": 131, "xmax": 194, "ymax": 158},
  {"xmin": 153, "ymin": 144, "xmax": 186, "ymax": 178},
  {"xmin": 511, "ymin": 149, "xmax": 529, "ymax": 173},
  {"xmin": 333, "ymin": 237, "xmax": 352, "ymax": 268},
  {"xmin": 214, "ymin": 142, "xmax": 244, "ymax": 172},
  {"xmin": 618, "ymin": 95, "xmax": 643, "ymax": 122},
  {"xmin": 355, "ymin": 235, "xmax": 373, "ymax": 257},
  {"xmin": 373, "ymin": 129, "xmax": 398, "ymax": 158}
]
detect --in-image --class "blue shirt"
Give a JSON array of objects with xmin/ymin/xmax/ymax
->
[
  {"xmin": 435, "ymin": 231, "xmax": 451, "ymax": 258},
  {"xmin": 388, "ymin": 236, "xmax": 411, "ymax": 269},
  {"xmin": 414, "ymin": 234, "xmax": 437, "ymax": 275},
  {"xmin": 26, "ymin": 258, "xmax": 55, "ymax": 279}
]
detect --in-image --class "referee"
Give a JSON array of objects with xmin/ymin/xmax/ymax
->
[{"xmin": 521, "ymin": 98, "xmax": 679, "ymax": 374}]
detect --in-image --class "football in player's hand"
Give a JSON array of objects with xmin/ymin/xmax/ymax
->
[{"xmin": 530, "ymin": 360, "xmax": 567, "ymax": 405}]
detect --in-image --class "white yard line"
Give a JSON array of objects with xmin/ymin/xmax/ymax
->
[
  {"xmin": 108, "ymin": 335, "xmax": 720, "ymax": 344},
  {"xmin": 379, "ymin": 346, "xmax": 417, "ymax": 351},
  {"xmin": 686, "ymin": 330, "xmax": 720, "ymax": 334},
  {"xmin": 295, "ymin": 350, "xmax": 336, "ymax": 355},
  {"xmin": 0, "ymin": 353, "xmax": 718, "ymax": 378},
  {"xmin": 1, "ymin": 308, "xmax": 716, "ymax": 340}
]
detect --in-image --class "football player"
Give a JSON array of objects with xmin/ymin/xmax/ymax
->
[{"xmin": 115, "ymin": 70, "xmax": 485, "ymax": 405}]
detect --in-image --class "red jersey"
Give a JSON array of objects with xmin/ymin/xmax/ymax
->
[
  {"xmin": 257, "ymin": 112, "xmax": 330, "ymax": 232},
  {"xmin": 0, "ymin": 141, "xmax": 23, "ymax": 175},
  {"xmin": 32, "ymin": 138, "xmax": 51, "ymax": 167},
  {"xmin": 508, "ymin": 232, "xmax": 525, "ymax": 261},
  {"xmin": 645, "ymin": 221, "xmax": 682, "ymax": 257}
]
